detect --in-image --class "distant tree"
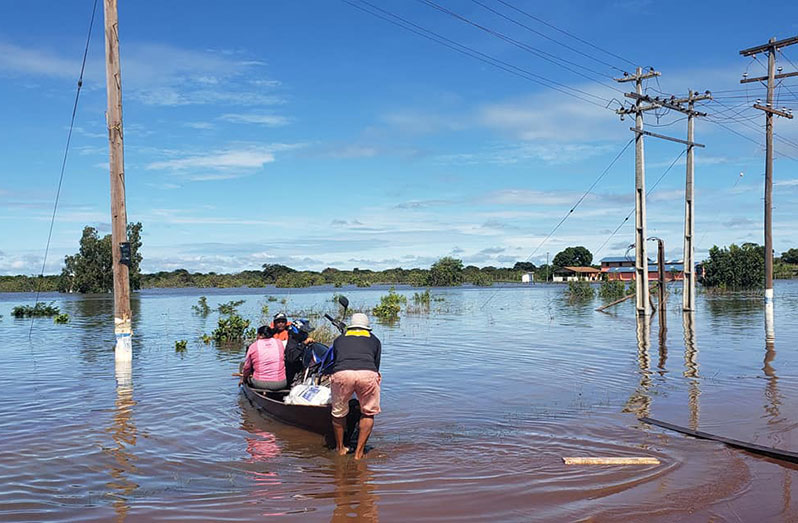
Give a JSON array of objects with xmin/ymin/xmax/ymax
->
[
  {"xmin": 781, "ymin": 248, "xmax": 798, "ymax": 265},
  {"xmin": 57, "ymin": 222, "xmax": 143, "ymax": 293},
  {"xmin": 513, "ymin": 261, "xmax": 537, "ymax": 272},
  {"xmin": 261, "ymin": 263, "xmax": 296, "ymax": 283},
  {"xmin": 426, "ymin": 257, "xmax": 464, "ymax": 286},
  {"xmin": 552, "ymin": 246, "xmax": 593, "ymax": 268},
  {"xmin": 701, "ymin": 243, "xmax": 764, "ymax": 289}
]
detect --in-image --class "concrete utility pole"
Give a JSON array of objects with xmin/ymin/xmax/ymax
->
[
  {"xmin": 616, "ymin": 79, "xmax": 710, "ymax": 315},
  {"xmin": 104, "ymin": 0, "xmax": 132, "ymax": 361},
  {"xmin": 680, "ymin": 91, "xmax": 712, "ymax": 311},
  {"xmin": 739, "ymin": 36, "xmax": 797, "ymax": 308},
  {"xmin": 615, "ymin": 67, "xmax": 660, "ymax": 316}
]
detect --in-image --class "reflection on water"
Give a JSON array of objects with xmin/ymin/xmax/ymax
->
[
  {"xmin": 763, "ymin": 335, "xmax": 781, "ymax": 424},
  {"xmin": 3, "ymin": 283, "xmax": 798, "ymax": 520},
  {"xmin": 682, "ymin": 312, "xmax": 701, "ymax": 431},
  {"xmin": 105, "ymin": 358, "xmax": 137, "ymax": 522},
  {"xmin": 331, "ymin": 460, "xmax": 379, "ymax": 522},
  {"xmin": 624, "ymin": 314, "xmax": 651, "ymax": 418}
]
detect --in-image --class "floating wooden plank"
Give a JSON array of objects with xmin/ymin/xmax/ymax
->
[
  {"xmin": 563, "ymin": 457, "xmax": 660, "ymax": 465},
  {"xmin": 640, "ymin": 416, "xmax": 798, "ymax": 464}
]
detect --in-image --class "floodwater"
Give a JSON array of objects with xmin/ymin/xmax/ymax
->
[{"xmin": 2, "ymin": 282, "xmax": 798, "ymax": 521}]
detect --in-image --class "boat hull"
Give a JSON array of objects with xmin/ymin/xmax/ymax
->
[{"xmin": 241, "ymin": 383, "xmax": 361, "ymax": 443}]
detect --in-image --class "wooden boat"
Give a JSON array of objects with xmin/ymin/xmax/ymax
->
[{"xmin": 241, "ymin": 382, "xmax": 361, "ymax": 444}]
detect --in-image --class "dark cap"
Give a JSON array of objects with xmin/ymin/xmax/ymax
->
[{"xmin": 273, "ymin": 312, "xmax": 287, "ymax": 322}]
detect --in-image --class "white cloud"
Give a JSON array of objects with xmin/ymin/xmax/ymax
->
[
  {"xmin": 146, "ymin": 144, "xmax": 302, "ymax": 172},
  {"xmin": 220, "ymin": 113, "xmax": 290, "ymax": 126}
]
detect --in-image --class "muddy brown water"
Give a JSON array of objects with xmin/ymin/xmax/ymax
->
[{"xmin": 2, "ymin": 282, "xmax": 798, "ymax": 521}]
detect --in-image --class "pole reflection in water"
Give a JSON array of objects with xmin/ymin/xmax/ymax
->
[
  {"xmin": 657, "ymin": 306, "xmax": 668, "ymax": 374},
  {"xmin": 105, "ymin": 357, "xmax": 137, "ymax": 522},
  {"xmin": 332, "ymin": 460, "xmax": 379, "ymax": 522},
  {"xmin": 763, "ymin": 333, "xmax": 781, "ymax": 423},
  {"xmin": 624, "ymin": 314, "xmax": 651, "ymax": 418},
  {"xmin": 682, "ymin": 311, "xmax": 700, "ymax": 431}
]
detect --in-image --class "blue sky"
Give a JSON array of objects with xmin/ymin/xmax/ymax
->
[{"xmin": 1, "ymin": 1, "xmax": 797, "ymax": 275}]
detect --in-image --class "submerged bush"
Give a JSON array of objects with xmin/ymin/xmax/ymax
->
[
  {"xmin": 53, "ymin": 313, "xmax": 70, "ymax": 324},
  {"xmin": 217, "ymin": 299, "xmax": 245, "ymax": 315},
  {"xmin": 599, "ymin": 280, "xmax": 626, "ymax": 301},
  {"xmin": 192, "ymin": 296, "xmax": 211, "ymax": 316},
  {"xmin": 565, "ymin": 280, "xmax": 595, "ymax": 301},
  {"xmin": 175, "ymin": 340, "xmax": 187, "ymax": 352},
  {"xmin": 212, "ymin": 314, "xmax": 254, "ymax": 343},
  {"xmin": 12, "ymin": 302, "xmax": 60, "ymax": 318},
  {"xmin": 373, "ymin": 287, "xmax": 407, "ymax": 322}
]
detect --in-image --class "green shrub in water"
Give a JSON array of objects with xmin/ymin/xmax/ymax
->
[
  {"xmin": 565, "ymin": 280, "xmax": 595, "ymax": 301},
  {"xmin": 373, "ymin": 287, "xmax": 407, "ymax": 322},
  {"xmin": 599, "ymin": 280, "xmax": 626, "ymax": 301},
  {"xmin": 53, "ymin": 313, "xmax": 70, "ymax": 324},
  {"xmin": 212, "ymin": 314, "xmax": 253, "ymax": 342},
  {"xmin": 12, "ymin": 302, "xmax": 60, "ymax": 318},
  {"xmin": 217, "ymin": 300, "xmax": 245, "ymax": 315},
  {"xmin": 192, "ymin": 296, "xmax": 211, "ymax": 316},
  {"xmin": 175, "ymin": 340, "xmax": 188, "ymax": 352}
]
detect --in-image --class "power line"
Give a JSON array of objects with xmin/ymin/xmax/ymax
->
[
  {"xmin": 469, "ymin": 0, "xmax": 626, "ymax": 73},
  {"xmin": 492, "ymin": 0, "xmax": 640, "ymax": 69},
  {"xmin": 594, "ymin": 149, "xmax": 686, "ymax": 258},
  {"xmin": 30, "ymin": 0, "xmax": 99, "ymax": 337},
  {"xmin": 479, "ymin": 137, "xmax": 634, "ymax": 308},
  {"xmin": 343, "ymin": 0, "xmax": 613, "ymax": 107},
  {"xmin": 417, "ymin": 0, "xmax": 625, "ymax": 94}
]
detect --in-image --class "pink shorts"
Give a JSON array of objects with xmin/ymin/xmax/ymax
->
[{"xmin": 330, "ymin": 370, "xmax": 381, "ymax": 418}]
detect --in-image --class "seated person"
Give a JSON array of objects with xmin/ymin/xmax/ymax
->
[
  {"xmin": 240, "ymin": 326, "xmax": 287, "ymax": 391},
  {"xmin": 285, "ymin": 319, "xmax": 315, "ymax": 386},
  {"xmin": 269, "ymin": 312, "xmax": 292, "ymax": 346}
]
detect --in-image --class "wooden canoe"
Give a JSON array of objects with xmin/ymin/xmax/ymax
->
[{"xmin": 241, "ymin": 382, "xmax": 361, "ymax": 443}]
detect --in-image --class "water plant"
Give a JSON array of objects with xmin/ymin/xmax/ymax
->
[
  {"xmin": 565, "ymin": 280, "xmax": 595, "ymax": 301},
  {"xmin": 53, "ymin": 313, "xmax": 70, "ymax": 324},
  {"xmin": 11, "ymin": 302, "xmax": 60, "ymax": 318},
  {"xmin": 599, "ymin": 280, "xmax": 626, "ymax": 301},
  {"xmin": 412, "ymin": 289, "xmax": 431, "ymax": 306},
  {"xmin": 373, "ymin": 287, "xmax": 407, "ymax": 322},
  {"xmin": 217, "ymin": 299, "xmax": 245, "ymax": 315},
  {"xmin": 211, "ymin": 314, "xmax": 254, "ymax": 343},
  {"xmin": 175, "ymin": 340, "xmax": 187, "ymax": 352},
  {"xmin": 192, "ymin": 296, "xmax": 211, "ymax": 316},
  {"xmin": 266, "ymin": 295, "xmax": 278, "ymax": 302}
]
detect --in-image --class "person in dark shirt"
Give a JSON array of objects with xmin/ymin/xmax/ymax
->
[{"xmin": 329, "ymin": 312, "xmax": 381, "ymax": 459}]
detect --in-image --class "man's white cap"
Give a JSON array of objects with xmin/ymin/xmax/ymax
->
[{"xmin": 348, "ymin": 312, "xmax": 371, "ymax": 330}]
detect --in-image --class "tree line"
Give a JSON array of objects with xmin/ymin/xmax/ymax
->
[{"xmin": 2, "ymin": 225, "xmax": 798, "ymax": 293}]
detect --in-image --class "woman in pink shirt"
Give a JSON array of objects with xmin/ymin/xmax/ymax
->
[{"xmin": 241, "ymin": 326, "xmax": 287, "ymax": 390}]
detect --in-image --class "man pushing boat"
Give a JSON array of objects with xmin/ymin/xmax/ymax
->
[{"xmin": 329, "ymin": 312, "xmax": 382, "ymax": 459}]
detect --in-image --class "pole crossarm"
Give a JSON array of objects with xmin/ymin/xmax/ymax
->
[
  {"xmin": 740, "ymin": 35, "xmax": 798, "ymax": 56},
  {"xmin": 614, "ymin": 70, "xmax": 661, "ymax": 83},
  {"xmin": 629, "ymin": 128, "xmax": 705, "ymax": 147},
  {"xmin": 624, "ymin": 93, "xmax": 708, "ymax": 116},
  {"xmin": 741, "ymin": 70, "xmax": 798, "ymax": 84},
  {"xmin": 753, "ymin": 104, "xmax": 794, "ymax": 118}
]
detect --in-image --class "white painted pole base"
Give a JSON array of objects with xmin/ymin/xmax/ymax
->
[
  {"xmin": 115, "ymin": 349, "xmax": 132, "ymax": 388},
  {"xmin": 115, "ymin": 334, "xmax": 132, "ymax": 362}
]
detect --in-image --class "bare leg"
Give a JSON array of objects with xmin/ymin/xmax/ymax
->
[
  {"xmin": 332, "ymin": 416, "xmax": 348, "ymax": 455},
  {"xmin": 354, "ymin": 415, "xmax": 374, "ymax": 460}
]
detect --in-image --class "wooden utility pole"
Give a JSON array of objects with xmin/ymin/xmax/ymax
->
[
  {"xmin": 740, "ymin": 36, "xmax": 797, "ymax": 307},
  {"xmin": 616, "ymin": 67, "xmax": 660, "ymax": 316},
  {"xmin": 656, "ymin": 238, "xmax": 665, "ymax": 311},
  {"xmin": 104, "ymin": 0, "xmax": 132, "ymax": 359}
]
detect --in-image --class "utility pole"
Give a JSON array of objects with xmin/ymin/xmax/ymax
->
[
  {"xmin": 680, "ymin": 90, "xmax": 712, "ymax": 311},
  {"xmin": 616, "ymin": 67, "xmax": 660, "ymax": 316},
  {"xmin": 616, "ymin": 74, "xmax": 710, "ymax": 315},
  {"xmin": 739, "ymin": 36, "xmax": 798, "ymax": 308},
  {"xmin": 104, "ymin": 0, "xmax": 132, "ymax": 361},
  {"xmin": 546, "ymin": 251, "xmax": 549, "ymax": 283}
]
